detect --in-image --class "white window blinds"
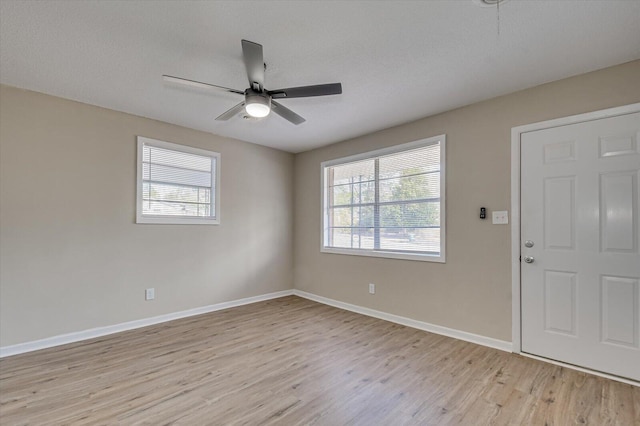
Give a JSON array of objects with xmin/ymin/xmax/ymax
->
[
  {"xmin": 137, "ymin": 137, "xmax": 220, "ymax": 224},
  {"xmin": 323, "ymin": 136, "xmax": 445, "ymax": 261}
]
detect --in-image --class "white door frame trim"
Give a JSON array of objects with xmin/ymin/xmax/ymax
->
[{"xmin": 510, "ymin": 102, "xmax": 640, "ymax": 354}]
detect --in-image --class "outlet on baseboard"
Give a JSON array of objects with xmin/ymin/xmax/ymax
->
[
  {"xmin": 145, "ymin": 288, "xmax": 155, "ymax": 301},
  {"xmin": 368, "ymin": 283, "xmax": 375, "ymax": 294}
]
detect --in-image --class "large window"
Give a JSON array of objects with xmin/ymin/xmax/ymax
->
[
  {"xmin": 322, "ymin": 135, "xmax": 445, "ymax": 262},
  {"xmin": 136, "ymin": 136, "xmax": 220, "ymax": 225}
]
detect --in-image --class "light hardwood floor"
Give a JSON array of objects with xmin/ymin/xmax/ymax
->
[{"xmin": 0, "ymin": 296, "xmax": 638, "ymax": 425}]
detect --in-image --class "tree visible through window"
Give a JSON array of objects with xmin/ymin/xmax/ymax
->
[{"xmin": 322, "ymin": 136, "xmax": 445, "ymax": 261}]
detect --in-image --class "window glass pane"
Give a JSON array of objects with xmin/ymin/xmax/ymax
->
[
  {"xmin": 198, "ymin": 204, "xmax": 211, "ymax": 216},
  {"xmin": 331, "ymin": 181, "xmax": 375, "ymax": 206},
  {"xmin": 355, "ymin": 206, "xmax": 375, "ymax": 228},
  {"xmin": 330, "ymin": 207, "xmax": 354, "ymax": 227},
  {"xmin": 379, "ymin": 201, "xmax": 440, "ymax": 228},
  {"xmin": 379, "ymin": 228, "xmax": 440, "ymax": 253},
  {"xmin": 144, "ymin": 162, "xmax": 211, "ymax": 187},
  {"xmin": 379, "ymin": 173, "xmax": 439, "ymax": 202},
  {"xmin": 144, "ymin": 145, "xmax": 212, "ymax": 172},
  {"xmin": 144, "ymin": 201, "xmax": 209, "ymax": 217},
  {"xmin": 378, "ymin": 143, "xmax": 440, "ymax": 179},
  {"xmin": 328, "ymin": 227, "xmax": 352, "ymax": 248},
  {"xmin": 329, "ymin": 206, "xmax": 374, "ymax": 228},
  {"xmin": 198, "ymin": 188, "xmax": 211, "ymax": 203},
  {"xmin": 329, "ymin": 227, "xmax": 375, "ymax": 249},
  {"xmin": 331, "ymin": 183, "xmax": 353, "ymax": 206},
  {"xmin": 354, "ymin": 181, "xmax": 375, "ymax": 204},
  {"xmin": 351, "ymin": 227, "xmax": 375, "ymax": 249},
  {"xmin": 143, "ymin": 182, "xmax": 150, "ymax": 199},
  {"xmin": 329, "ymin": 159, "xmax": 375, "ymax": 186},
  {"xmin": 144, "ymin": 182, "xmax": 210, "ymax": 204}
]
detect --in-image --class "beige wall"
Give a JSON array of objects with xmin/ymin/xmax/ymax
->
[
  {"xmin": 2, "ymin": 60, "xmax": 639, "ymax": 349},
  {"xmin": 0, "ymin": 85, "xmax": 294, "ymax": 347},
  {"xmin": 293, "ymin": 60, "xmax": 640, "ymax": 342}
]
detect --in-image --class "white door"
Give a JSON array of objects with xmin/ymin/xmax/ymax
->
[{"xmin": 521, "ymin": 111, "xmax": 640, "ymax": 381}]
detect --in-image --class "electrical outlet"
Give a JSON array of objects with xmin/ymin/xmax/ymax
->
[
  {"xmin": 492, "ymin": 210, "xmax": 509, "ymax": 225},
  {"xmin": 145, "ymin": 288, "xmax": 155, "ymax": 301},
  {"xmin": 369, "ymin": 283, "xmax": 375, "ymax": 294}
]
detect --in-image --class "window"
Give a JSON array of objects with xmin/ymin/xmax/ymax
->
[
  {"xmin": 136, "ymin": 136, "xmax": 220, "ymax": 225},
  {"xmin": 322, "ymin": 135, "xmax": 445, "ymax": 262}
]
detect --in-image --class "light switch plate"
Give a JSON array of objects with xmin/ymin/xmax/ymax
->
[
  {"xmin": 492, "ymin": 211, "xmax": 509, "ymax": 224},
  {"xmin": 145, "ymin": 288, "xmax": 155, "ymax": 300}
]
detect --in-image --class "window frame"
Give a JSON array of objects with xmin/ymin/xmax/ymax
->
[
  {"xmin": 320, "ymin": 135, "xmax": 446, "ymax": 262},
  {"xmin": 136, "ymin": 136, "xmax": 221, "ymax": 225}
]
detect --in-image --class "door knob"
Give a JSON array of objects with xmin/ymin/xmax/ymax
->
[{"xmin": 524, "ymin": 256, "xmax": 535, "ymax": 263}]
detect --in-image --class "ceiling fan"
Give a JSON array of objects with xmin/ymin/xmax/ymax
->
[{"xmin": 163, "ymin": 40, "xmax": 342, "ymax": 125}]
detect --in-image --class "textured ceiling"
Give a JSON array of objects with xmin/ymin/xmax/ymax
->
[{"xmin": 1, "ymin": 1, "xmax": 639, "ymax": 153}]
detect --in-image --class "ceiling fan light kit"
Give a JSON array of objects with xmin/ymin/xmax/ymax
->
[
  {"xmin": 245, "ymin": 91, "xmax": 271, "ymax": 118},
  {"xmin": 163, "ymin": 39, "xmax": 342, "ymax": 125}
]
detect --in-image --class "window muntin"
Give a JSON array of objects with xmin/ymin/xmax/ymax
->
[
  {"xmin": 136, "ymin": 137, "xmax": 220, "ymax": 225},
  {"xmin": 322, "ymin": 135, "xmax": 445, "ymax": 262}
]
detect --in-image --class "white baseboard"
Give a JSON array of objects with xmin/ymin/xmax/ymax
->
[
  {"xmin": 8, "ymin": 288, "xmax": 634, "ymax": 386},
  {"xmin": 0, "ymin": 290, "xmax": 294, "ymax": 358},
  {"xmin": 1, "ymin": 288, "xmax": 513, "ymax": 358},
  {"xmin": 293, "ymin": 289, "xmax": 513, "ymax": 353}
]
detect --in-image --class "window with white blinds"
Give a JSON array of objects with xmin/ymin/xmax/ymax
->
[
  {"xmin": 322, "ymin": 135, "xmax": 445, "ymax": 262},
  {"xmin": 136, "ymin": 137, "xmax": 220, "ymax": 225}
]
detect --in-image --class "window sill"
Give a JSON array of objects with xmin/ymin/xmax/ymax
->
[{"xmin": 321, "ymin": 247, "xmax": 445, "ymax": 263}]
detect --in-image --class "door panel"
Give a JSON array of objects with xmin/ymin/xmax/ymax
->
[
  {"xmin": 600, "ymin": 171, "xmax": 637, "ymax": 252},
  {"xmin": 544, "ymin": 270, "xmax": 577, "ymax": 336},
  {"xmin": 544, "ymin": 177, "xmax": 575, "ymax": 249},
  {"xmin": 601, "ymin": 275, "xmax": 638, "ymax": 348},
  {"xmin": 521, "ymin": 112, "xmax": 640, "ymax": 381}
]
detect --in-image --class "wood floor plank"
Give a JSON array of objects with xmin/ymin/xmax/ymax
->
[{"xmin": 0, "ymin": 296, "xmax": 637, "ymax": 425}]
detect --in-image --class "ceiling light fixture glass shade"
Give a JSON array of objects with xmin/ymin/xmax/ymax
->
[{"xmin": 245, "ymin": 93, "xmax": 271, "ymax": 118}]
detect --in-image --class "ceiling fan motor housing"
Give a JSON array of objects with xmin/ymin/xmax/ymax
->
[{"xmin": 244, "ymin": 89, "xmax": 271, "ymax": 118}]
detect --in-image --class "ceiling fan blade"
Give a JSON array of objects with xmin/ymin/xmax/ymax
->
[
  {"xmin": 242, "ymin": 40, "xmax": 264, "ymax": 92},
  {"xmin": 268, "ymin": 83, "xmax": 342, "ymax": 99},
  {"xmin": 215, "ymin": 101, "xmax": 246, "ymax": 121},
  {"xmin": 241, "ymin": 40, "xmax": 265, "ymax": 91},
  {"xmin": 163, "ymin": 75, "xmax": 244, "ymax": 95},
  {"xmin": 271, "ymin": 101, "xmax": 306, "ymax": 125}
]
